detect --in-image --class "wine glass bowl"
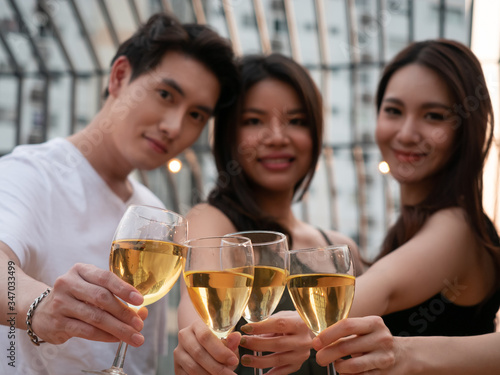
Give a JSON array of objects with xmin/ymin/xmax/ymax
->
[
  {"xmin": 286, "ymin": 245, "xmax": 355, "ymax": 374},
  {"xmin": 226, "ymin": 231, "xmax": 288, "ymax": 375},
  {"xmin": 182, "ymin": 236, "xmax": 254, "ymax": 339},
  {"xmin": 230, "ymin": 231, "xmax": 289, "ymax": 324},
  {"xmin": 110, "ymin": 239, "xmax": 183, "ymax": 308},
  {"xmin": 83, "ymin": 205, "xmax": 187, "ymax": 375}
]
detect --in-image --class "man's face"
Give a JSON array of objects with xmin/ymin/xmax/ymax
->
[{"xmin": 108, "ymin": 51, "xmax": 221, "ymax": 170}]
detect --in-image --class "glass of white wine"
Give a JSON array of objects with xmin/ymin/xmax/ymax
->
[
  {"xmin": 287, "ymin": 245, "xmax": 355, "ymax": 375},
  {"xmin": 182, "ymin": 236, "xmax": 254, "ymax": 340},
  {"xmin": 226, "ymin": 231, "xmax": 288, "ymax": 375},
  {"xmin": 83, "ymin": 205, "xmax": 187, "ymax": 375}
]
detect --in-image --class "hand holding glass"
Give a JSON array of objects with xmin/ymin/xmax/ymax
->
[
  {"xmin": 287, "ymin": 245, "xmax": 355, "ymax": 375},
  {"xmin": 83, "ymin": 205, "xmax": 187, "ymax": 375},
  {"xmin": 227, "ymin": 231, "xmax": 288, "ymax": 375}
]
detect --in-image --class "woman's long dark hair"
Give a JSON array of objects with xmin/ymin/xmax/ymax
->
[
  {"xmin": 208, "ymin": 54, "xmax": 323, "ymax": 243},
  {"xmin": 375, "ymin": 39, "xmax": 500, "ymax": 287}
]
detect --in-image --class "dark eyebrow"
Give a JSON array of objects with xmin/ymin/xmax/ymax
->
[
  {"xmin": 162, "ymin": 78, "xmax": 214, "ymax": 116},
  {"xmin": 383, "ymin": 97, "xmax": 452, "ymax": 111},
  {"xmin": 242, "ymin": 107, "xmax": 305, "ymax": 115},
  {"xmin": 242, "ymin": 108, "xmax": 266, "ymax": 115},
  {"xmin": 286, "ymin": 108, "xmax": 306, "ymax": 115},
  {"xmin": 162, "ymin": 78, "xmax": 184, "ymax": 97},
  {"xmin": 422, "ymin": 102, "xmax": 452, "ymax": 111},
  {"xmin": 197, "ymin": 105, "xmax": 214, "ymax": 116},
  {"xmin": 382, "ymin": 97, "xmax": 402, "ymax": 106}
]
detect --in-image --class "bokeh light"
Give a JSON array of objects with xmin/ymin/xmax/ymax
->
[
  {"xmin": 168, "ymin": 159, "xmax": 182, "ymax": 174},
  {"xmin": 378, "ymin": 161, "xmax": 390, "ymax": 174}
]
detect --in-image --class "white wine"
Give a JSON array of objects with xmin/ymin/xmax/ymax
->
[
  {"xmin": 110, "ymin": 239, "xmax": 183, "ymax": 307},
  {"xmin": 184, "ymin": 270, "xmax": 253, "ymax": 339},
  {"xmin": 243, "ymin": 266, "xmax": 286, "ymax": 323},
  {"xmin": 287, "ymin": 273, "xmax": 355, "ymax": 336}
]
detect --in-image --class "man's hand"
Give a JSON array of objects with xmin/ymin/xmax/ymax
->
[{"xmin": 31, "ymin": 263, "xmax": 147, "ymax": 347}]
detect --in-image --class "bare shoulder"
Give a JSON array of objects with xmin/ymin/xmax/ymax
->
[
  {"xmin": 323, "ymin": 229, "xmax": 365, "ymax": 275},
  {"xmin": 429, "ymin": 206, "xmax": 467, "ymax": 220},
  {"xmin": 186, "ymin": 203, "xmax": 225, "ymax": 220},
  {"xmin": 324, "ymin": 229, "xmax": 358, "ymax": 250},
  {"xmin": 293, "ymin": 222, "xmax": 357, "ymax": 250},
  {"xmin": 296, "ymin": 222, "xmax": 363, "ymax": 275},
  {"xmin": 397, "ymin": 206, "xmax": 479, "ymax": 278},
  {"xmin": 186, "ymin": 203, "xmax": 236, "ymax": 238},
  {"xmin": 424, "ymin": 207, "xmax": 473, "ymax": 238}
]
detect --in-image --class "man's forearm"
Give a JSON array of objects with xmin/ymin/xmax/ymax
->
[{"xmin": 0, "ymin": 244, "xmax": 48, "ymax": 329}]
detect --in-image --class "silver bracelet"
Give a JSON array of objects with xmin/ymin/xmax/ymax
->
[{"xmin": 26, "ymin": 288, "xmax": 51, "ymax": 346}]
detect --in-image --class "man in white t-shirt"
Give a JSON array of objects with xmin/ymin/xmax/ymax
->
[{"xmin": 0, "ymin": 12, "xmax": 238, "ymax": 375}]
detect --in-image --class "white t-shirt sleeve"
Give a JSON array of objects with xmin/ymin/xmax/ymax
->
[{"xmin": 0, "ymin": 154, "xmax": 51, "ymax": 267}]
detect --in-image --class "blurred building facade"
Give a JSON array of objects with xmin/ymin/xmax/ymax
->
[{"xmin": 0, "ymin": 0, "xmax": 472, "ymax": 258}]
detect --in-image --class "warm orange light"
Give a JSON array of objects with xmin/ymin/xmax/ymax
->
[
  {"xmin": 378, "ymin": 161, "xmax": 390, "ymax": 174},
  {"xmin": 168, "ymin": 159, "xmax": 182, "ymax": 174}
]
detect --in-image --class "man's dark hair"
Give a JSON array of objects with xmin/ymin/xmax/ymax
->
[{"xmin": 104, "ymin": 13, "xmax": 238, "ymax": 114}]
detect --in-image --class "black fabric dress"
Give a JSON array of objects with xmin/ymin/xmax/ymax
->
[
  {"xmin": 383, "ymin": 214, "xmax": 500, "ymax": 337},
  {"xmin": 235, "ymin": 228, "xmax": 333, "ymax": 375}
]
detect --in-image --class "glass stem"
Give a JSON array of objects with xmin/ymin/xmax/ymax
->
[
  {"xmin": 253, "ymin": 351, "xmax": 263, "ymax": 375},
  {"xmin": 112, "ymin": 341, "xmax": 129, "ymax": 369},
  {"xmin": 327, "ymin": 362, "xmax": 336, "ymax": 375}
]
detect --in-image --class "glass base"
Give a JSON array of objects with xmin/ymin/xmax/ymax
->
[{"xmin": 82, "ymin": 366, "xmax": 127, "ymax": 375}]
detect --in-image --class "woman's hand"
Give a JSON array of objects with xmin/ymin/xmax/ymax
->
[
  {"xmin": 174, "ymin": 319, "xmax": 240, "ymax": 375},
  {"xmin": 313, "ymin": 316, "xmax": 397, "ymax": 374},
  {"xmin": 238, "ymin": 310, "xmax": 312, "ymax": 374},
  {"xmin": 30, "ymin": 263, "xmax": 147, "ymax": 347}
]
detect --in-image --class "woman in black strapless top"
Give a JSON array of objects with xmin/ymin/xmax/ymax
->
[
  {"xmin": 345, "ymin": 39, "xmax": 500, "ymax": 337},
  {"xmin": 306, "ymin": 39, "xmax": 500, "ymax": 374},
  {"xmin": 174, "ymin": 54, "xmax": 362, "ymax": 375}
]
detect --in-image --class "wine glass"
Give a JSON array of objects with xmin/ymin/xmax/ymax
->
[
  {"xmin": 182, "ymin": 236, "xmax": 254, "ymax": 340},
  {"xmin": 226, "ymin": 231, "xmax": 288, "ymax": 375},
  {"xmin": 83, "ymin": 205, "xmax": 187, "ymax": 375},
  {"xmin": 286, "ymin": 245, "xmax": 355, "ymax": 375}
]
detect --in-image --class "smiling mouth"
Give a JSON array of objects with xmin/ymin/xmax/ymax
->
[
  {"xmin": 394, "ymin": 150, "xmax": 426, "ymax": 162},
  {"xmin": 258, "ymin": 157, "xmax": 295, "ymax": 170},
  {"xmin": 145, "ymin": 136, "xmax": 167, "ymax": 154},
  {"xmin": 259, "ymin": 157, "xmax": 294, "ymax": 164}
]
